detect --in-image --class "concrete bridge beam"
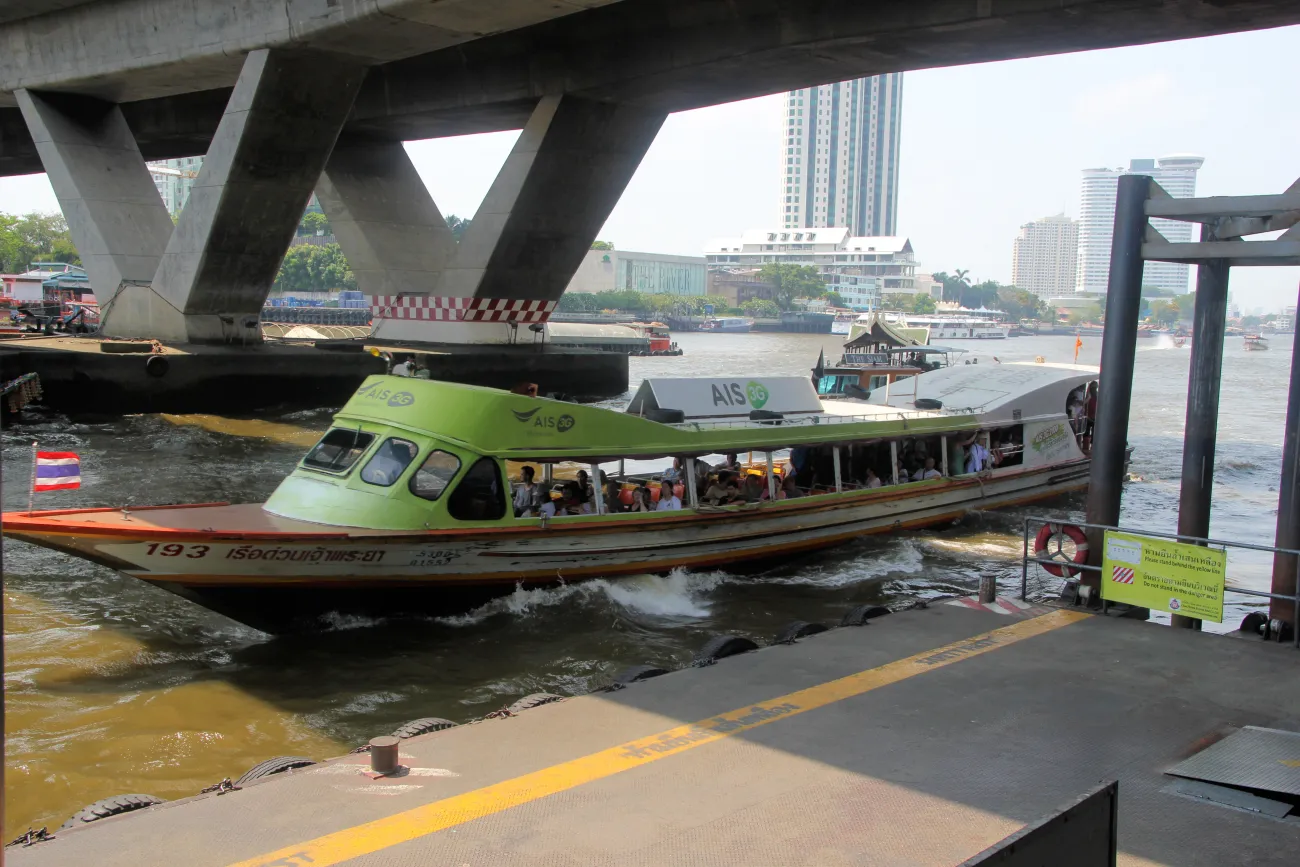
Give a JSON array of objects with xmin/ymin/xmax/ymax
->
[
  {"xmin": 371, "ymin": 94, "xmax": 665, "ymax": 344},
  {"xmin": 139, "ymin": 48, "xmax": 367, "ymax": 343},
  {"xmin": 316, "ymin": 138, "xmax": 457, "ymax": 297},
  {"xmin": 14, "ymin": 89, "xmax": 174, "ymax": 323}
]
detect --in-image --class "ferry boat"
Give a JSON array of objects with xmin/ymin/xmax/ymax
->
[
  {"xmin": 897, "ymin": 314, "xmax": 1010, "ymax": 340},
  {"xmin": 699, "ymin": 317, "xmax": 753, "ymax": 333},
  {"xmin": 1243, "ymin": 334, "xmax": 1269, "ymax": 351},
  {"xmin": 2, "ymin": 365, "xmax": 1098, "ymax": 632},
  {"xmin": 830, "ymin": 312, "xmax": 856, "ymax": 335}
]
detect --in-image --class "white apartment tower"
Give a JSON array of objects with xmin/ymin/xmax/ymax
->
[
  {"xmin": 781, "ymin": 74, "xmax": 903, "ymax": 237},
  {"xmin": 1075, "ymin": 154, "xmax": 1204, "ymax": 295},
  {"xmin": 1011, "ymin": 214, "xmax": 1078, "ymax": 299},
  {"xmin": 147, "ymin": 156, "xmax": 205, "ymax": 217}
]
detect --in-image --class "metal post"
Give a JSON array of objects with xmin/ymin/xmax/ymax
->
[
  {"xmin": 1271, "ymin": 295, "xmax": 1300, "ymax": 632},
  {"xmin": 542, "ymin": 463, "xmax": 553, "ymax": 484},
  {"xmin": 589, "ymin": 462, "xmax": 605, "ymax": 514},
  {"xmin": 832, "ymin": 447, "xmax": 842, "ymax": 492},
  {"xmin": 766, "ymin": 453, "xmax": 777, "ymax": 500},
  {"xmin": 1021, "ymin": 518, "xmax": 1030, "ymax": 601},
  {"xmin": 1084, "ymin": 174, "xmax": 1150, "ymax": 596},
  {"xmin": 1174, "ymin": 228, "xmax": 1229, "ymax": 630},
  {"xmin": 890, "ymin": 441, "xmax": 899, "ymax": 486},
  {"xmin": 941, "ymin": 435, "xmax": 949, "ymax": 477},
  {"xmin": 684, "ymin": 458, "xmax": 699, "ymax": 509}
]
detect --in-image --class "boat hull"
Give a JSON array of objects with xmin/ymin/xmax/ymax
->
[{"xmin": 5, "ymin": 460, "xmax": 1089, "ymax": 632}]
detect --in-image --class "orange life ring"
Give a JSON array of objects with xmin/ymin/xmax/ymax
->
[{"xmin": 1033, "ymin": 523, "xmax": 1089, "ymax": 578}]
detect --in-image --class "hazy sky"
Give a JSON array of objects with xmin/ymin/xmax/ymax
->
[{"xmin": 3, "ymin": 25, "xmax": 1296, "ymax": 310}]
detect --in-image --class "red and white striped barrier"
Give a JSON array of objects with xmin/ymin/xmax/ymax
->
[
  {"xmin": 945, "ymin": 596, "xmax": 1051, "ymax": 619},
  {"xmin": 368, "ymin": 295, "xmax": 556, "ymax": 324}
]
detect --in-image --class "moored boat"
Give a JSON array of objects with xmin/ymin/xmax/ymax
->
[
  {"xmin": 2, "ymin": 364, "xmax": 1099, "ymax": 632},
  {"xmin": 699, "ymin": 317, "xmax": 753, "ymax": 333}
]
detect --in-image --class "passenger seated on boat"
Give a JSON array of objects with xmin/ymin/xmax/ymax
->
[
  {"xmin": 656, "ymin": 481, "xmax": 682, "ymax": 510},
  {"xmin": 912, "ymin": 457, "xmax": 942, "ymax": 481},
  {"xmin": 778, "ymin": 473, "xmax": 802, "ymax": 499},
  {"xmin": 703, "ymin": 471, "xmax": 741, "ymax": 505},
  {"xmin": 866, "ymin": 468, "xmax": 883, "ymax": 488},
  {"xmin": 603, "ymin": 478, "xmax": 626, "ymax": 514},
  {"xmin": 556, "ymin": 482, "xmax": 588, "ymax": 516},
  {"xmin": 629, "ymin": 485, "xmax": 654, "ymax": 512},
  {"xmin": 513, "ymin": 466, "xmax": 542, "ymax": 517},
  {"xmin": 739, "ymin": 473, "xmax": 766, "ymax": 503},
  {"xmin": 576, "ymin": 470, "xmax": 594, "ymax": 509},
  {"xmin": 714, "ymin": 453, "xmax": 741, "ymax": 473},
  {"xmin": 390, "ymin": 355, "xmax": 413, "ymax": 377}
]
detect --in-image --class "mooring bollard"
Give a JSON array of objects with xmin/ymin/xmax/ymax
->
[
  {"xmin": 978, "ymin": 575, "xmax": 996, "ymax": 604},
  {"xmin": 369, "ymin": 736, "xmax": 400, "ymax": 775}
]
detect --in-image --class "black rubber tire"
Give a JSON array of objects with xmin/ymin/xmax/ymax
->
[
  {"xmin": 692, "ymin": 634, "xmax": 759, "ymax": 665},
  {"xmin": 234, "ymin": 755, "xmax": 316, "ymax": 786},
  {"xmin": 613, "ymin": 664, "xmax": 670, "ymax": 685},
  {"xmin": 1239, "ymin": 611, "xmax": 1269, "ymax": 634},
  {"xmin": 840, "ymin": 605, "xmax": 892, "ymax": 627},
  {"xmin": 390, "ymin": 717, "xmax": 457, "ymax": 739},
  {"xmin": 507, "ymin": 693, "xmax": 564, "ymax": 714},
  {"xmin": 773, "ymin": 620, "xmax": 829, "ymax": 644},
  {"xmin": 59, "ymin": 794, "xmax": 164, "ymax": 830},
  {"xmin": 144, "ymin": 355, "xmax": 170, "ymax": 378}
]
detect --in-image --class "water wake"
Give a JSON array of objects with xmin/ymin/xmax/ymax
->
[
  {"xmin": 436, "ymin": 568, "xmax": 723, "ymax": 627},
  {"xmin": 757, "ymin": 540, "xmax": 925, "ymax": 588}
]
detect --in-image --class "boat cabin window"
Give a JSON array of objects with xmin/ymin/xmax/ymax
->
[
  {"xmin": 447, "ymin": 457, "xmax": 507, "ymax": 521},
  {"xmin": 359, "ymin": 437, "xmax": 419, "ymax": 487},
  {"xmin": 409, "ymin": 450, "xmax": 461, "ymax": 501},
  {"xmin": 817, "ymin": 374, "xmax": 858, "ymax": 395},
  {"xmin": 302, "ymin": 428, "xmax": 375, "ymax": 474}
]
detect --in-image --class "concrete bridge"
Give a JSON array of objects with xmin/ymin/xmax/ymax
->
[{"xmin": 2, "ymin": 0, "xmax": 1298, "ymax": 344}]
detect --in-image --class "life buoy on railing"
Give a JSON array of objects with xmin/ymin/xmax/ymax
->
[{"xmin": 1033, "ymin": 523, "xmax": 1089, "ymax": 577}]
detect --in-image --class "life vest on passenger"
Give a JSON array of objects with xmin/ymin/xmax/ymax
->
[{"xmin": 1033, "ymin": 523, "xmax": 1089, "ymax": 578}]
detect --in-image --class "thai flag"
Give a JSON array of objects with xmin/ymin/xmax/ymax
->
[{"xmin": 34, "ymin": 451, "xmax": 81, "ymax": 491}]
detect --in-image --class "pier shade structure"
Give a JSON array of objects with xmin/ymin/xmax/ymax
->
[{"xmin": 1087, "ymin": 173, "xmax": 1300, "ymax": 637}]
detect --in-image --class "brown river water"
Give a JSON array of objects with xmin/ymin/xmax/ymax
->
[{"xmin": 0, "ymin": 330, "xmax": 1288, "ymax": 837}]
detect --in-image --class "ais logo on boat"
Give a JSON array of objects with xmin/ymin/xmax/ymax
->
[
  {"xmin": 356, "ymin": 382, "xmax": 416, "ymax": 408},
  {"xmin": 512, "ymin": 406, "xmax": 576, "ymax": 433},
  {"xmin": 711, "ymin": 380, "xmax": 770, "ymax": 409}
]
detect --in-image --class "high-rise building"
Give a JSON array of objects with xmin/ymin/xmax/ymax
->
[
  {"xmin": 781, "ymin": 74, "xmax": 903, "ymax": 237},
  {"xmin": 1011, "ymin": 214, "xmax": 1079, "ymax": 299},
  {"xmin": 147, "ymin": 156, "xmax": 204, "ymax": 216},
  {"xmin": 1075, "ymin": 154, "xmax": 1204, "ymax": 295}
]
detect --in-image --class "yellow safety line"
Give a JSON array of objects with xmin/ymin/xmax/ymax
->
[{"xmin": 229, "ymin": 609, "xmax": 1088, "ymax": 867}]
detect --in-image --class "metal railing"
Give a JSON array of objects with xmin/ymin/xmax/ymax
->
[{"xmin": 1020, "ymin": 516, "xmax": 1300, "ymax": 648}]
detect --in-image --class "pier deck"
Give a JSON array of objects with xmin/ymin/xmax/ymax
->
[{"xmin": 11, "ymin": 603, "xmax": 1300, "ymax": 866}]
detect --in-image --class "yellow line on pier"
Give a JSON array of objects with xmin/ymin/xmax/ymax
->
[{"xmin": 230, "ymin": 609, "xmax": 1088, "ymax": 867}]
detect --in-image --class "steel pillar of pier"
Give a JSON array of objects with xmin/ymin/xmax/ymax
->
[
  {"xmin": 1084, "ymin": 174, "xmax": 1149, "ymax": 595},
  {"xmin": 1173, "ymin": 224, "xmax": 1229, "ymax": 630}
]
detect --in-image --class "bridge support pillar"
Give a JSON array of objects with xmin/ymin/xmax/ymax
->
[
  {"xmin": 370, "ymin": 95, "xmax": 666, "ymax": 344},
  {"xmin": 316, "ymin": 138, "xmax": 457, "ymax": 296},
  {"xmin": 14, "ymin": 90, "xmax": 174, "ymax": 321},
  {"xmin": 87, "ymin": 48, "xmax": 364, "ymax": 343}
]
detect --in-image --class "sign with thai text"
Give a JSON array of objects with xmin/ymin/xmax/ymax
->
[{"xmin": 1100, "ymin": 531, "xmax": 1226, "ymax": 622}]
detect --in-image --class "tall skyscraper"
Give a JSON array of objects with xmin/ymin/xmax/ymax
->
[
  {"xmin": 1011, "ymin": 214, "xmax": 1078, "ymax": 299},
  {"xmin": 1075, "ymin": 154, "xmax": 1204, "ymax": 295},
  {"xmin": 781, "ymin": 73, "xmax": 903, "ymax": 237}
]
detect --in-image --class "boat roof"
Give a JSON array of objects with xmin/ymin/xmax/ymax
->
[{"xmin": 332, "ymin": 376, "xmax": 981, "ymax": 461}]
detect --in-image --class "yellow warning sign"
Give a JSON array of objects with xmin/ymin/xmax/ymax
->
[{"xmin": 1100, "ymin": 531, "xmax": 1227, "ymax": 622}]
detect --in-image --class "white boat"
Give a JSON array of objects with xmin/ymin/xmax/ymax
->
[
  {"xmin": 894, "ymin": 314, "xmax": 1011, "ymax": 340},
  {"xmin": 700, "ymin": 317, "xmax": 753, "ymax": 333},
  {"xmin": 830, "ymin": 312, "xmax": 855, "ymax": 335}
]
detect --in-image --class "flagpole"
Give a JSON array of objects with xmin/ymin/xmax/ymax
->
[{"xmin": 27, "ymin": 440, "xmax": 36, "ymax": 516}]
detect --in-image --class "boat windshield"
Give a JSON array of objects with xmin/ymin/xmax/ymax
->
[
  {"xmin": 302, "ymin": 428, "xmax": 375, "ymax": 473},
  {"xmin": 409, "ymin": 450, "xmax": 461, "ymax": 501}
]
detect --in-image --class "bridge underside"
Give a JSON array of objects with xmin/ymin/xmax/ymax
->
[{"xmin": 1, "ymin": 0, "xmax": 1298, "ymax": 342}]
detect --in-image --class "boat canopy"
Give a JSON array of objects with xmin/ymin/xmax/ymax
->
[
  {"xmin": 844, "ymin": 316, "xmax": 922, "ymax": 351},
  {"xmin": 626, "ymin": 377, "xmax": 822, "ymax": 419}
]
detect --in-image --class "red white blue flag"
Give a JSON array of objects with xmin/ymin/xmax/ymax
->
[{"xmin": 34, "ymin": 451, "xmax": 81, "ymax": 491}]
